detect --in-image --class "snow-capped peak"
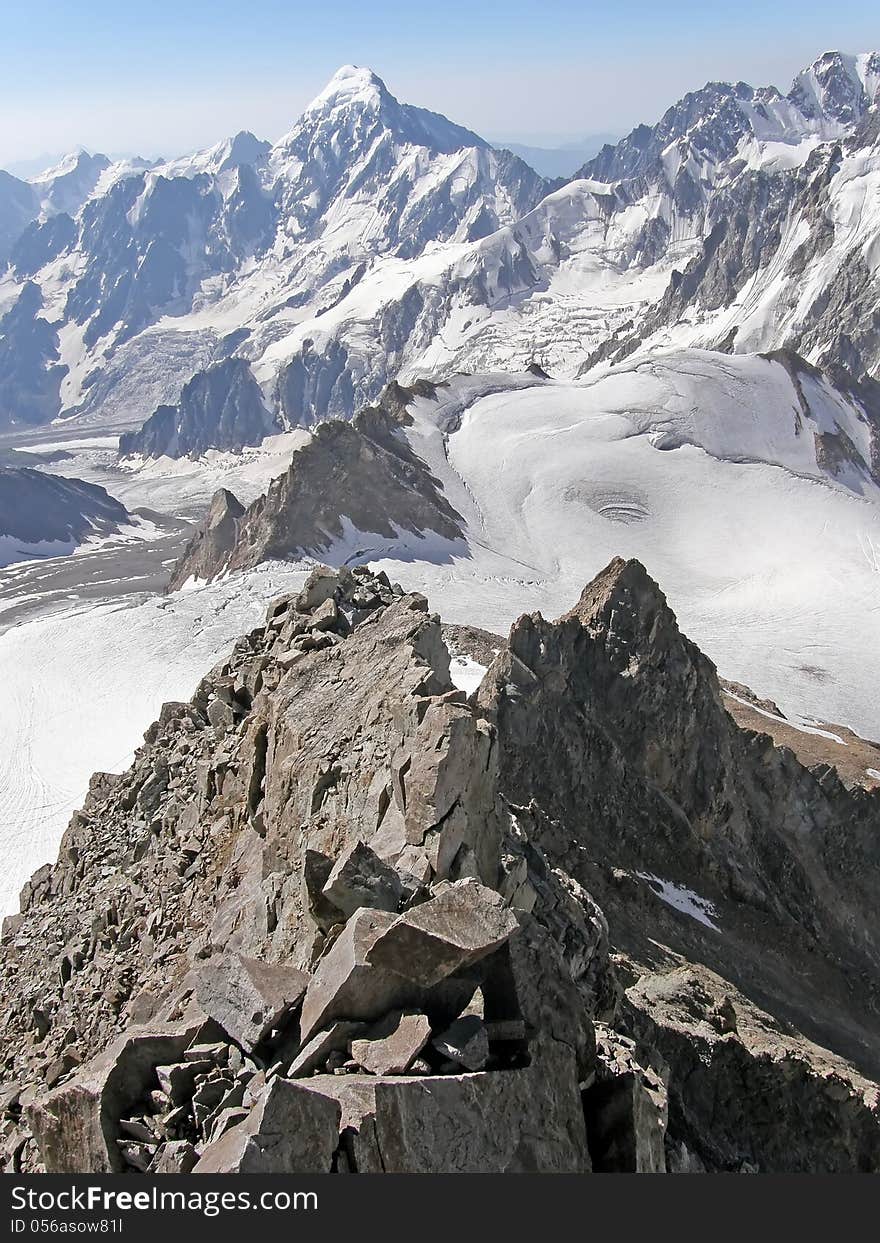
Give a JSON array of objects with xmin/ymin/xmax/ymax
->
[
  {"xmin": 305, "ymin": 64, "xmax": 388, "ymax": 113},
  {"xmin": 788, "ymin": 49, "xmax": 880, "ymax": 126},
  {"xmin": 29, "ymin": 148, "xmax": 111, "ymax": 190}
]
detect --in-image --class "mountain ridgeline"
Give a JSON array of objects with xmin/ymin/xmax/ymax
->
[
  {"xmin": 2, "ymin": 558, "xmax": 879, "ymax": 1173},
  {"xmin": 0, "ymin": 52, "xmax": 877, "ymax": 453}
]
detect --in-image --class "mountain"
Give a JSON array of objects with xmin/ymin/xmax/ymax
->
[
  {"xmin": 0, "ymin": 464, "xmax": 129, "ymax": 567},
  {"xmin": 0, "ymin": 65, "xmax": 547, "ymax": 445},
  {"xmin": 29, "ymin": 150, "xmax": 112, "ymax": 217},
  {"xmin": 2, "ymin": 560, "xmax": 878, "ymax": 1173},
  {"xmin": 118, "ymin": 357, "xmax": 279, "ymax": 459},
  {"xmin": 0, "ymin": 52, "xmax": 877, "ymax": 454}
]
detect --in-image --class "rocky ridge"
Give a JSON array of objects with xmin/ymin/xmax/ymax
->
[
  {"xmin": 1, "ymin": 558, "xmax": 878, "ymax": 1174},
  {"xmin": 167, "ymin": 380, "xmax": 463, "ymax": 588}
]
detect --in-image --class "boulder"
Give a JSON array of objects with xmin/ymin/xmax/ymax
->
[
  {"xmin": 321, "ymin": 841, "xmax": 403, "ymax": 919},
  {"xmin": 350, "ymin": 1011, "xmax": 432, "ymax": 1076},
  {"xmin": 296, "ymin": 567, "xmax": 343, "ymax": 613},
  {"xmin": 299, "ymin": 1041, "xmax": 588, "ymax": 1173},
  {"xmin": 195, "ymin": 955, "xmax": 309, "ymax": 1053},
  {"xmin": 298, "ymin": 909, "xmax": 423, "ymax": 1044},
  {"xmin": 365, "ymin": 879, "xmax": 518, "ymax": 987},
  {"xmin": 27, "ymin": 1022, "xmax": 203, "ymax": 1173},
  {"xmin": 193, "ymin": 1077, "xmax": 340, "ymax": 1173}
]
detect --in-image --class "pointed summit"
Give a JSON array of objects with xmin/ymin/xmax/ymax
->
[
  {"xmin": 305, "ymin": 64, "xmax": 389, "ymax": 114},
  {"xmin": 562, "ymin": 556, "xmax": 672, "ymax": 635}
]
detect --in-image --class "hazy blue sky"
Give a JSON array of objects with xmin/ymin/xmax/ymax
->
[{"xmin": 1, "ymin": 0, "xmax": 878, "ymax": 165}]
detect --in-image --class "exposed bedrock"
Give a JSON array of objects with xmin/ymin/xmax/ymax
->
[{"xmin": 1, "ymin": 558, "xmax": 878, "ymax": 1173}]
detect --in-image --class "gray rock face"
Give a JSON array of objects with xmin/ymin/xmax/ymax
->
[
  {"xmin": 193, "ymin": 1077, "xmax": 340, "ymax": 1173},
  {"xmin": 0, "ymin": 283, "xmax": 68, "ymax": 428},
  {"xmin": 0, "ymin": 170, "xmax": 38, "ymax": 265},
  {"xmin": 163, "ymin": 487, "xmax": 245, "ymax": 588},
  {"xmin": 301, "ymin": 1040, "xmax": 589, "ymax": 1173},
  {"xmin": 167, "ymin": 384, "xmax": 464, "ymax": 588},
  {"xmin": 583, "ymin": 1026, "xmax": 667, "ymax": 1172},
  {"xmin": 11, "ymin": 213, "xmax": 77, "ymax": 278},
  {"xmin": 2, "ymin": 560, "xmax": 880, "ymax": 1175},
  {"xmin": 118, "ymin": 357, "xmax": 278, "ymax": 459}
]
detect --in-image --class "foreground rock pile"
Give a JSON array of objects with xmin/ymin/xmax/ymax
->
[{"xmin": 2, "ymin": 561, "xmax": 879, "ymax": 1173}]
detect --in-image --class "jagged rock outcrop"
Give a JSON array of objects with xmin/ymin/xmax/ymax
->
[
  {"xmin": 1, "ymin": 560, "xmax": 878, "ymax": 1174},
  {"xmin": 118, "ymin": 358, "xmax": 278, "ymax": 459},
  {"xmin": 168, "ymin": 488, "xmax": 245, "ymax": 587},
  {"xmin": 0, "ymin": 170, "xmax": 39, "ymax": 266},
  {"xmin": 167, "ymin": 383, "xmax": 463, "ymax": 588}
]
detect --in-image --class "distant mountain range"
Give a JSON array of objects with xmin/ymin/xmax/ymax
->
[{"xmin": 0, "ymin": 51, "xmax": 877, "ymax": 462}]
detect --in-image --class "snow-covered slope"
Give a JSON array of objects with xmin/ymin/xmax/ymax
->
[
  {"xmin": 3, "ymin": 348, "xmax": 878, "ymax": 912},
  {"xmin": 3, "ymin": 50, "xmax": 876, "ymax": 452},
  {"xmin": 0, "ymin": 65, "xmax": 548, "ymax": 438}
]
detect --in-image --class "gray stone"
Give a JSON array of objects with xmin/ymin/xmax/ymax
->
[
  {"xmin": 351, "ymin": 1011, "xmax": 432, "ymax": 1076},
  {"xmin": 299, "ymin": 908, "xmax": 426, "ymax": 1044},
  {"xmin": 306, "ymin": 597, "xmax": 338, "ymax": 631},
  {"xmin": 150, "ymin": 1140, "xmax": 198, "ymax": 1174},
  {"xmin": 288, "ymin": 1021, "xmax": 366, "ymax": 1078},
  {"xmin": 300, "ymin": 1040, "xmax": 588, "ymax": 1173},
  {"xmin": 207, "ymin": 1106, "xmax": 250, "ymax": 1144},
  {"xmin": 321, "ymin": 841, "xmax": 403, "ymax": 919},
  {"xmin": 195, "ymin": 954, "xmax": 309, "ymax": 1052},
  {"xmin": 296, "ymin": 567, "xmax": 342, "ymax": 613},
  {"xmin": 193, "ymin": 1077, "xmax": 340, "ymax": 1173},
  {"xmin": 365, "ymin": 879, "xmax": 519, "ymax": 986},
  {"xmin": 432, "ymin": 1015, "xmax": 489, "ymax": 1071}
]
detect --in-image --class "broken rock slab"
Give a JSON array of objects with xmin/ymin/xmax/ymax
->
[
  {"xmin": 351, "ymin": 1011, "xmax": 432, "ymax": 1076},
  {"xmin": 321, "ymin": 841, "xmax": 403, "ymax": 920},
  {"xmin": 299, "ymin": 909, "xmax": 424, "ymax": 1045},
  {"xmin": 193, "ymin": 1077, "xmax": 340, "ymax": 1173},
  {"xmin": 27, "ymin": 1022, "xmax": 204, "ymax": 1173},
  {"xmin": 301, "ymin": 1040, "xmax": 588, "ymax": 1173},
  {"xmin": 195, "ymin": 954, "xmax": 309, "ymax": 1053},
  {"xmin": 289, "ymin": 1021, "xmax": 366, "ymax": 1078},
  {"xmin": 365, "ymin": 879, "xmax": 519, "ymax": 987}
]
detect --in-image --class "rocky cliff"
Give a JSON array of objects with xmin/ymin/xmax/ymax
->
[
  {"xmin": 118, "ymin": 358, "xmax": 279, "ymax": 460},
  {"xmin": 1, "ymin": 560, "xmax": 878, "ymax": 1174}
]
